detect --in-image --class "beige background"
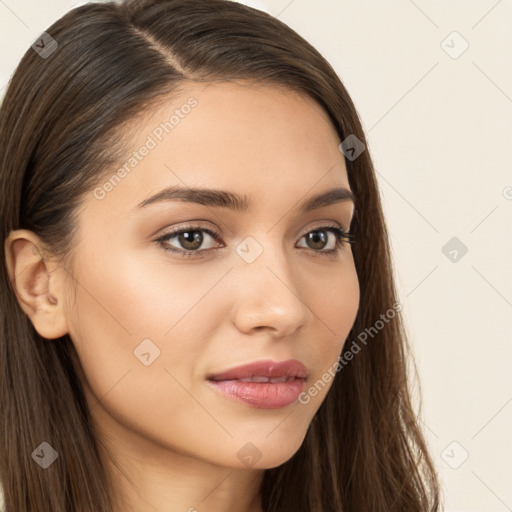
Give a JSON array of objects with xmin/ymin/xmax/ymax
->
[{"xmin": 1, "ymin": 1, "xmax": 511, "ymax": 511}]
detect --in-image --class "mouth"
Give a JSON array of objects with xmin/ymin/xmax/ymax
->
[
  {"xmin": 206, "ymin": 358, "xmax": 308, "ymax": 381},
  {"xmin": 229, "ymin": 375, "xmax": 296, "ymax": 383},
  {"xmin": 206, "ymin": 359, "xmax": 308, "ymax": 409}
]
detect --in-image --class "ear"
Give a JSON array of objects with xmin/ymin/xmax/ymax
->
[{"xmin": 4, "ymin": 229, "xmax": 69, "ymax": 339}]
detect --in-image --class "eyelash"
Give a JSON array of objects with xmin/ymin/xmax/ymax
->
[{"xmin": 155, "ymin": 223, "xmax": 355, "ymax": 259}]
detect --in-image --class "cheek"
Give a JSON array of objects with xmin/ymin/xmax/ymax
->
[
  {"xmin": 68, "ymin": 245, "xmax": 221, "ymax": 342},
  {"xmin": 323, "ymin": 254, "xmax": 360, "ymax": 313},
  {"xmin": 307, "ymin": 255, "xmax": 359, "ymax": 353},
  {"xmin": 64, "ymin": 252, "xmax": 223, "ymax": 457},
  {"xmin": 298, "ymin": 256, "xmax": 359, "ymax": 404},
  {"xmin": 64, "ymin": 248, "xmax": 226, "ymax": 402}
]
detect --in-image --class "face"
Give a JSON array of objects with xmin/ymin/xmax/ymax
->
[{"xmin": 59, "ymin": 81, "xmax": 360, "ymax": 470}]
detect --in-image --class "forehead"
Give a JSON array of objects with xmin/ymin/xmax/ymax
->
[{"xmin": 90, "ymin": 80, "xmax": 350, "ymax": 215}]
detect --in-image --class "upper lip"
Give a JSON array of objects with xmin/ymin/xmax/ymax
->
[{"xmin": 207, "ymin": 359, "xmax": 308, "ymax": 381}]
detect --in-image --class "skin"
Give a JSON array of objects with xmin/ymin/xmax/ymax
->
[{"xmin": 5, "ymin": 81, "xmax": 360, "ymax": 512}]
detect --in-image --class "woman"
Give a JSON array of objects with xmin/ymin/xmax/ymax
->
[{"xmin": 0, "ymin": 0, "xmax": 442, "ymax": 510}]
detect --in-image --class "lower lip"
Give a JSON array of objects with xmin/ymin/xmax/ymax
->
[{"xmin": 207, "ymin": 378, "xmax": 306, "ymax": 409}]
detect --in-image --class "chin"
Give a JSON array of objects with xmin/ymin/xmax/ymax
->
[{"xmin": 223, "ymin": 431, "xmax": 308, "ymax": 470}]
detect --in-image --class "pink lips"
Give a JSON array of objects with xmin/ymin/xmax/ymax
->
[{"xmin": 206, "ymin": 359, "xmax": 308, "ymax": 409}]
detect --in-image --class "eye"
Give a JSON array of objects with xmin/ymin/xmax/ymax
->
[
  {"xmin": 155, "ymin": 223, "xmax": 355, "ymax": 258},
  {"xmin": 296, "ymin": 224, "xmax": 355, "ymax": 255},
  {"xmin": 155, "ymin": 224, "xmax": 222, "ymax": 257}
]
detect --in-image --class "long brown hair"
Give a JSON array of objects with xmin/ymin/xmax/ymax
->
[{"xmin": 0, "ymin": 0, "xmax": 442, "ymax": 510}]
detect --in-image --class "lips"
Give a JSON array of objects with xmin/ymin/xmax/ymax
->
[
  {"xmin": 207, "ymin": 359, "xmax": 308, "ymax": 381},
  {"xmin": 206, "ymin": 359, "xmax": 308, "ymax": 409},
  {"xmin": 237, "ymin": 375, "xmax": 292, "ymax": 383}
]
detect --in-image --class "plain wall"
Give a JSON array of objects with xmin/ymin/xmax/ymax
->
[{"xmin": 1, "ymin": 1, "xmax": 511, "ymax": 511}]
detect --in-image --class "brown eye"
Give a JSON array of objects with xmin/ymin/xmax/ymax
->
[
  {"xmin": 156, "ymin": 225, "xmax": 223, "ymax": 257},
  {"xmin": 304, "ymin": 230, "xmax": 330, "ymax": 251},
  {"xmin": 297, "ymin": 226, "xmax": 354, "ymax": 254},
  {"xmin": 173, "ymin": 230, "xmax": 204, "ymax": 251}
]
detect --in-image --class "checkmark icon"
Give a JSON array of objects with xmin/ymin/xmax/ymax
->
[
  {"xmin": 236, "ymin": 236, "xmax": 263, "ymax": 263},
  {"xmin": 31, "ymin": 32, "xmax": 58, "ymax": 59},
  {"xmin": 441, "ymin": 441, "xmax": 469, "ymax": 469},
  {"xmin": 441, "ymin": 31, "xmax": 469, "ymax": 59}
]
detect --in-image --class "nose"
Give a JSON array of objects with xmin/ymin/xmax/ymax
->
[{"xmin": 229, "ymin": 239, "xmax": 312, "ymax": 338}]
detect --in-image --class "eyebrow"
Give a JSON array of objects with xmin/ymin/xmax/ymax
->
[{"xmin": 136, "ymin": 185, "xmax": 355, "ymax": 213}]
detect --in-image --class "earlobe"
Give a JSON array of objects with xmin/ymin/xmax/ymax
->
[{"xmin": 4, "ymin": 229, "xmax": 69, "ymax": 339}]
